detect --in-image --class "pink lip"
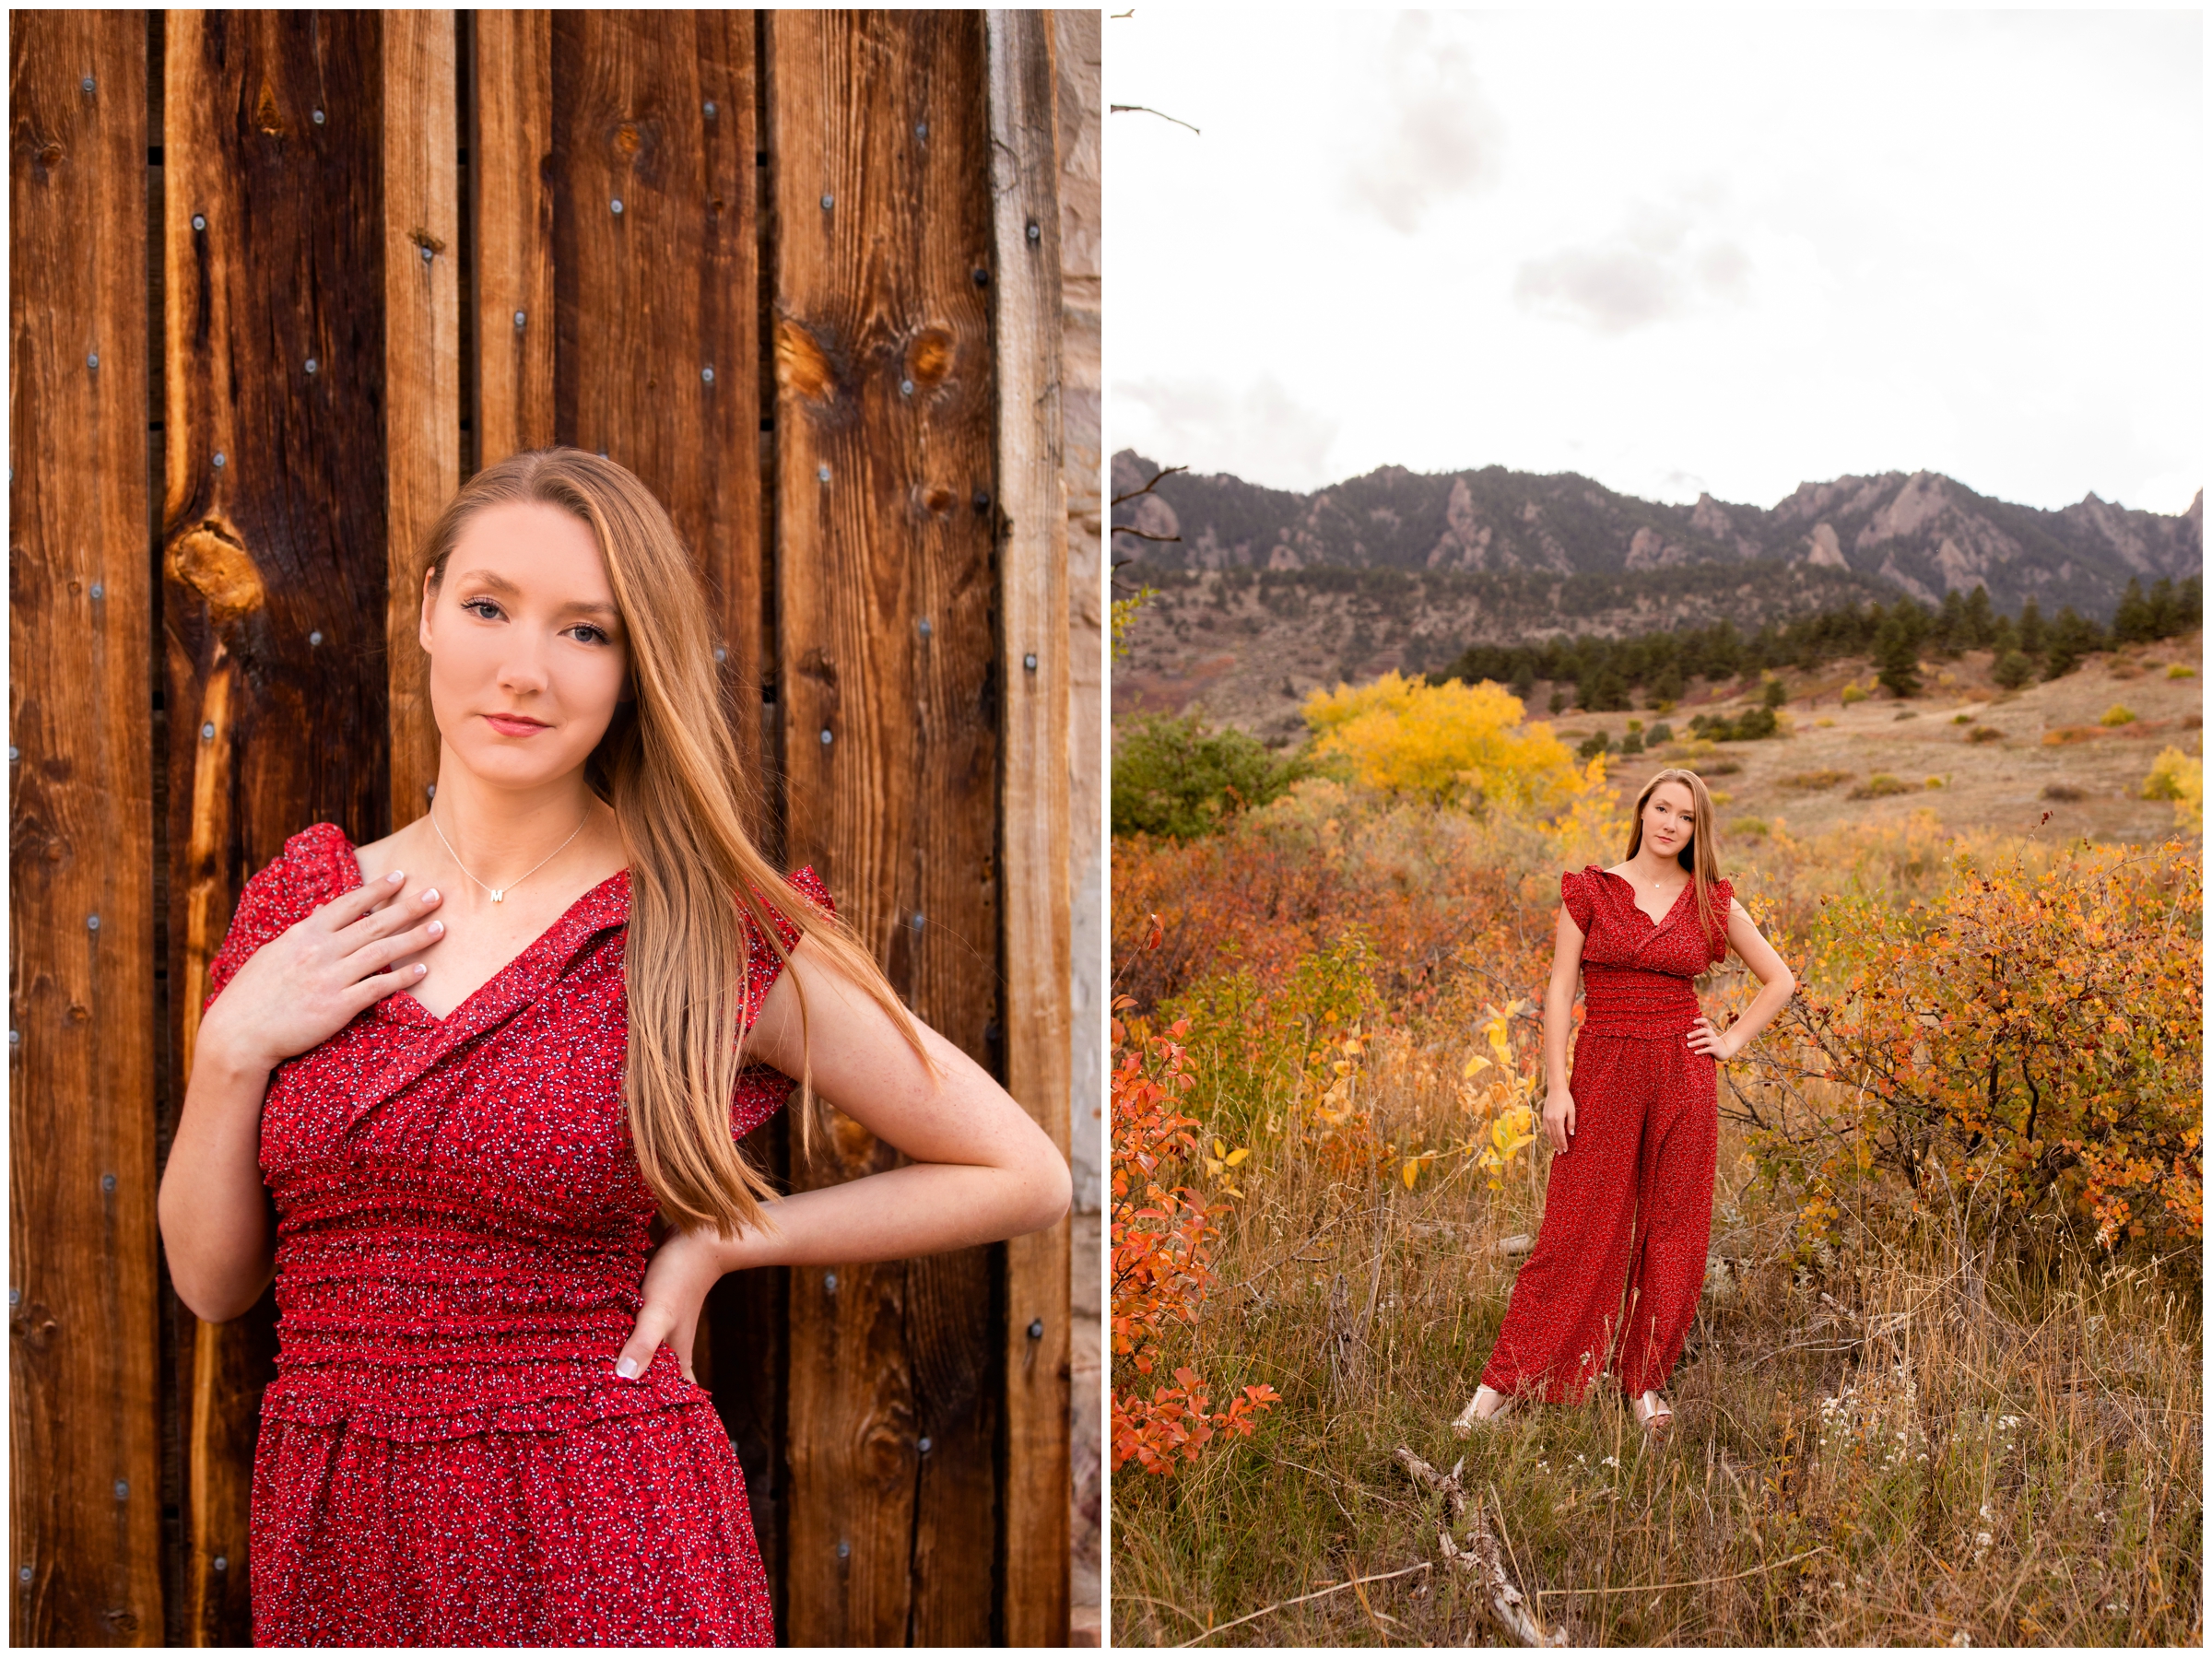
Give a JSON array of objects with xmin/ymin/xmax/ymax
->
[{"xmin": 484, "ymin": 713, "xmax": 549, "ymax": 737}]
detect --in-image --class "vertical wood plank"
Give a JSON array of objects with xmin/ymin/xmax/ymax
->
[
  {"xmin": 7, "ymin": 12, "xmax": 162, "ymax": 1644},
  {"xmin": 1050, "ymin": 9, "xmax": 1107, "ymax": 1639},
  {"xmin": 162, "ymin": 12, "xmax": 392, "ymax": 1642},
  {"xmin": 984, "ymin": 11, "xmax": 1075, "ymax": 1646},
  {"xmin": 471, "ymin": 9, "xmax": 553, "ymax": 469},
  {"xmin": 548, "ymin": 9, "xmax": 767, "ymax": 834},
  {"xmin": 769, "ymin": 11, "xmax": 1002, "ymax": 1645},
  {"xmin": 384, "ymin": 10, "xmax": 461, "ymax": 825}
]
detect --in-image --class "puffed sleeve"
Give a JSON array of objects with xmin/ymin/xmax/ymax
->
[
  {"xmin": 1559, "ymin": 867, "xmax": 1594, "ymax": 934},
  {"xmin": 730, "ymin": 866, "xmax": 838, "ymax": 1140},
  {"xmin": 1704, "ymin": 878, "xmax": 1736, "ymax": 964},
  {"xmin": 737, "ymin": 865, "xmax": 836, "ymax": 1036},
  {"xmin": 203, "ymin": 824, "xmax": 351, "ymax": 1012}
]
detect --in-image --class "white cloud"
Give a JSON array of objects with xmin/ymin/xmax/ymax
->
[
  {"xmin": 1106, "ymin": 10, "xmax": 2202, "ymax": 512},
  {"xmin": 1112, "ymin": 375, "xmax": 1341, "ymax": 494},
  {"xmin": 1339, "ymin": 13, "xmax": 1504, "ymax": 234},
  {"xmin": 1514, "ymin": 204, "xmax": 1754, "ymax": 335}
]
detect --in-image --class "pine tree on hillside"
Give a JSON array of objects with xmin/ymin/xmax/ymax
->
[
  {"xmin": 1877, "ymin": 614, "xmax": 1923, "ymax": 698},
  {"xmin": 1962, "ymin": 583, "xmax": 1996, "ymax": 648},
  {"xmin": 2112, "ymin": 577, "xmax": 2153, "ymax": 645}
]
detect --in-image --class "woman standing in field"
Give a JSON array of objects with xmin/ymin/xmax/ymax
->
[
  {"xmin": 157, "ymin": 448, "xmax": 1072, "ymax": 1645},
  {"xmin": 1457, "ymin": 768, "xmax": 1796, "ymax": 1436}
]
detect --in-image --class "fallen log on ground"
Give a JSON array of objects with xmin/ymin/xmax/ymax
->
[{"xmin": 1394, "ymin": 1448, "xmax": 1574, "ymax": 1648}]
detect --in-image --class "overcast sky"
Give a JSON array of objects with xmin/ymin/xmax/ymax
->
[{"xmin": 1105, "ymin": 9, "xmax": 2204, "ymax": 515}]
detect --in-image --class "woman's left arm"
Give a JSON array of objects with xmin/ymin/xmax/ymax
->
[
  {"xmin": 618, "ymin": 937, "xmax": 1072, "ymax": 1381},
  {"xmin": 1686, "ymin": 899, "xmax": 1798, "ymax": 1064}
]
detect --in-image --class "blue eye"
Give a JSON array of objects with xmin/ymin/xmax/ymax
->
[
  {"xmin": 570, "ymin": 625, "xmax": 610, "ymax": 646},
  {"xmin": 465, "ymin": 598, "xmax": 502, "ymax": 621}
]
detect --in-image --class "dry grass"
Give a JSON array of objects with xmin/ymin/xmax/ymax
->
[
  {"xmin": 1112, "ymin": 1072, "xmax": 2201, "ymax": 1647},
  {"xmin": 1111, "ymin": 808, "xmax": 2203, "ymax": 1647}
]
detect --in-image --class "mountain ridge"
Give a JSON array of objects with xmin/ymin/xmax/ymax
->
[{"xmin": 1112, "ymin": 451, "xmax": 2203, "ymax": 621}]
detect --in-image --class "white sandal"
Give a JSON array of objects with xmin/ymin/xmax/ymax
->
[
  {"xmin": 1451, "ymin": 1384, "xmax": 1516, "ymax": 1437},
  {"xmin": 1632, "ymin": 1390, "xmax": 1676, "ymax": 1437}
]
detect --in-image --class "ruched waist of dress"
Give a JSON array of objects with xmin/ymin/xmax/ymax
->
[
  {"xmin": 261, "ymin": 1203, "xmax": 707, "ymax": 1440},
  {"xmin": 1577, "ymin": 962, "xmax": 1701, "ymax": 1040}
]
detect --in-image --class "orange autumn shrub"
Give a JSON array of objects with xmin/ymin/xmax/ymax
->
[
  {"xmin": 1108, "ymin": 999, "xmax": 1279, "ymax": 1475},
  {"xmin": 1753, "ymin": 837, "xmax": 2202, "ymax": 1252},
  {"xmin": 1112, "ymin": 777, "xmax": 1585, "ymax": 1018}
]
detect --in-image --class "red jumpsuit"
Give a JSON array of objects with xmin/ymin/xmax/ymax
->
[{"xmin": 1477, "ymin": 864, "xmax": 1734, "ymax": 1403}]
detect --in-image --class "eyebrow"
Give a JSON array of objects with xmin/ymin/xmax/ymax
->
[{"xmin": 451, "ymin": 569, "xmax": 619, "ymax": 622}]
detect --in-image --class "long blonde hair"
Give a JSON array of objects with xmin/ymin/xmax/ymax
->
[
  {"xmin": 418, "ymin": 447, "xmax": 929, "ymax": 1237},
  {"xmin": 1626, "ymin": 767, "xmax": 1728, "ymax": 953}
]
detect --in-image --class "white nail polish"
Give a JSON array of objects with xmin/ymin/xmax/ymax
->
[
  {"xmin": 388, "ymin": 871, "xmax": 405, "ymax": 884},
  {"xmin": 421, "ymin": 888, "xmax": 439, "ymax": 902},
  {"xmin": 616, "ymin": 1356, "xmax": 641, "ymax": 1380}
]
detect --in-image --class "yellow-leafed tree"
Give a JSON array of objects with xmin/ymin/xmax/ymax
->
[
  {"xmin": 2143, "ymin": 746, "xmax": 2202, "ymax": 834},
  {"xmin": 1301, "ymin": 670, "xmax": 1599, "ymax": 812}
]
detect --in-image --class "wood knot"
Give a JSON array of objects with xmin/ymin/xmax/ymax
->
[
  {"xmin": 775, "ymin": 319, "xmax": 836, "ymax": 405},
  {"xmin": 906, "ymin": 327, "xmax": 955, "ymax": 388},
  {"xmin": 409, "ymin": 227, "xmax": 447, "ymax": 257},
  {"xmin": 923, "ymin": 486, "xmax": 954, "ymax": 515},
  {"xmin": 613, "ymin": 122, "xmax": 643, "ymax": 159},
  {"xmin": 167, "ymin": 519, "xmax": 266, "ymax": 620},
  {"xmin": 253, "ymin": 76, "xmax": 287, "ymax": 136},
  {"xmin": 795, "ymin": 647, "xmax": 837, "ymax": 688}
]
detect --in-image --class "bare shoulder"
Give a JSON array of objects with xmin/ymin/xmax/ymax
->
[{"xmin": 348, "ymin": 818, "xmax": 433, "ymax": 887}]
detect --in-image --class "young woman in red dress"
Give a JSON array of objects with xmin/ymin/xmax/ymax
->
[
  {"xmin": 1457, "ymin": 768, "xmax": 1796, "ymax": 1438},
  {"xmin": 156, "ymin": 448, "xmax": 1073, "ymax": 1645}
]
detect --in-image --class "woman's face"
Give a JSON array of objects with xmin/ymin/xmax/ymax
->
[
  {"xmin": 418, "ymin": 501, "xmax": 629, "ymax": 793},
  {"xmin": 1641, "ymin": 781, "xmax": 1699, "ymax": 859}
]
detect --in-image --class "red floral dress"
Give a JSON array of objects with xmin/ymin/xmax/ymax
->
[
  {"xmin": 1477, "ymin": 864, "xmax": 1735, "ymax": 1403},
  {"xmin": 207, "ymin": 823, "xmax": 826, "ymax": 1647}
]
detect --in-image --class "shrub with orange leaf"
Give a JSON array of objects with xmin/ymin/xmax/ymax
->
[
  {"xmin": 1108, "ymin": 1001, "xmax": 1280, "ymax": 1475},
  {"xmin": 1750, "ymin": 838, "xmax": 2202, "ymax": 1252}
]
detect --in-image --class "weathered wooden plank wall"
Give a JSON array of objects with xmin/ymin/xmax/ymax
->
[
  {"xmin": 983, "ymin": 11, "xmax": 1075, "ymax": 1647},
  {"xmin": 769, "ymin": 12, "xmax": 1003, "ymax": 1642},
  {"xmin": 159, "ymin": 11, "xmax": 398, "ymax": 1645},
  {"xmin": 9, "ymin": 10, "xmax": 164, "ymax": 1641},
  {"xmin": 9, "ymin": 8, "xmax": 1080, "ymax": 1648}
]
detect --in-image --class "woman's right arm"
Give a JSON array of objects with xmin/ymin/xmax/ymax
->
[
  {"xmin": 1541, "ymin": 900, "xmax": 1586, "ymax": 1154},
  {"xmin": 158, "ymin": 873, "xmax": 447, "ymax": 1322}
]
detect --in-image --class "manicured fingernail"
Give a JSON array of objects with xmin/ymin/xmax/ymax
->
[
  {"xmin": 387, "ymin": 870, "xmax": 405, "ymax": 884},
  {"xmin": 414, "ymin": 964, "xmax": 427, "ymax": 976},
  {"xmin": 616, "ymin": 1357, "xmax": 641, "ymax": 1380},
  {"xmin": 426, "ymin": 921, "xmax": 444, "ymax": 936},
  {"xmin": 420, "ymin": 888, "xmax": 439, "ymax": 903}
]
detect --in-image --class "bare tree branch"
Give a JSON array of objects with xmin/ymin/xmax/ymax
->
[
  {"xmin": 1111, "ymin": 102, "xmax": 1201, "ymax": 135},
  {"xmin": 1112, "ymin": 462, "xmax": 1190, "ymax": 509}
]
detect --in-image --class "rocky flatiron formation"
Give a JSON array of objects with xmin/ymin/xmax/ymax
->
[{"xmin": 1112, "ymin": 452, "xmax": 2203, "ymax": 622}]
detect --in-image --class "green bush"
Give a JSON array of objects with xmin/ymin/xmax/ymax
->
[
  {"xmin": 1992, "ymin": 650, "xmax": 2036, "ymax": 690},
  {"xmin": 1848, "ymin": 773, "xmax": 1916, "ymax": 800},
  {"xmin": 1689, "ymin": 706, "xmax": 1780, "ymax": 742},
  {"xmin": 1646, "ymin": 722, "xmax": 1673, "ymax": 746},
  {"xmin": 1112, "ymin": 714, "xmax": 1305, "ymax": 840}
]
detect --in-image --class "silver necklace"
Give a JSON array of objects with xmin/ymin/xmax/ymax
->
[{"xmin": 428, "ymin": 805, "xmax": 591, "ymax": 903}]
